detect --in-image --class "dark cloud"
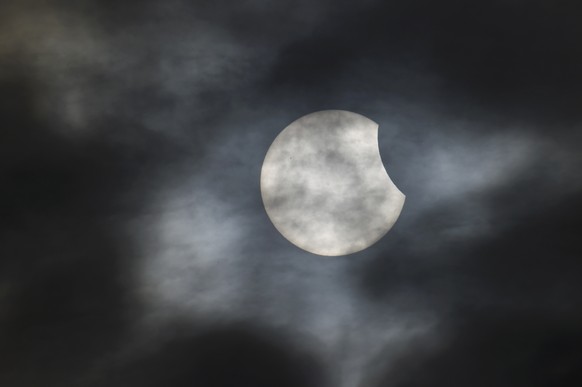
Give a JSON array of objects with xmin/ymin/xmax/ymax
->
[
  {"xmin": 359, "ymin": 188, "xmax": 582, "ymax": 308},
  {"xmin": 364, "ymin": 310, "xmax": 582, "ymax": 387},
  {"xmin": 99, "ymin": 322, "xmax": 325, "ymax": 387},
  {"xmin": 357, "ymin": 155, "xmax": 582, "ymax": 386},
  {"xmin": 0, "ymin": 61, "xmax": 145, "ymax": 386},
  {"xmin": 1, "ymin": 0, "xmax": 582, "ymax": 386},
  {"xmin": 264, "ymin": 0, "xmax": 582, "ymax": 123}
]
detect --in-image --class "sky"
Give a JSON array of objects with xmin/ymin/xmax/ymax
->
[{"xmin": 1, "ymin": 0, "xmax": 582, "ymax": 386}]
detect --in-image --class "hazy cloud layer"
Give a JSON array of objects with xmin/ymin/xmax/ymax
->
[{"xmin": 1, "ymin": 0, "xmax": 582, "ymax": 386}]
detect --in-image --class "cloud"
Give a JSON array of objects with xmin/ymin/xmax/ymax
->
[{"xmin": 2, "ymin": 0, "xmax": 582, "ymax": 386}]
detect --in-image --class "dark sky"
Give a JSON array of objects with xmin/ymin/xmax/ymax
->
[{"xmin": 1, "ymin": 1, "xmax": 582, "ymax": 386}]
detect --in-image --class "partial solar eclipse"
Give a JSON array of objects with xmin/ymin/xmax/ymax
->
[{"xmin": 260, "ymin": 110, "xmax": 405, "ymax": 256}]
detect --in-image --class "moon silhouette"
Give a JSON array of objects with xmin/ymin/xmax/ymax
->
[{"xmin": 260, "ymin": 110, "xmax": 405, "ymax": 256}]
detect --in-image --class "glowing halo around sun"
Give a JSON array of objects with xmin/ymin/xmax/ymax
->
[{"xmin": 260, "ymin": 110, "xmax": 405, "ymax": 256}]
